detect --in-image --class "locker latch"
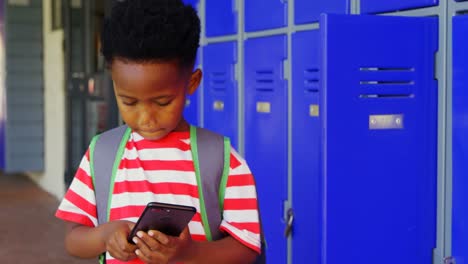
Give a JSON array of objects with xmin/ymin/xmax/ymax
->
[
  {"xmin": 444, "ymin": 257, "xmax": 455, "ymax": 264},
  {"xmin": 284, "ymin": 208, "xmax": 294, "ymax": 238}
]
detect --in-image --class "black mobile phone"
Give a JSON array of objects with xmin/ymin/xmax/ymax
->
[{"xmin": 128, "ymin": 202, "xmax": 196, "ymax": 243}]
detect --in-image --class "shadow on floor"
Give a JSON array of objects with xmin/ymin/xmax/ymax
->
[{"xmin": 0, "ymin": 173, "xmax": 96, "ymax": 264}]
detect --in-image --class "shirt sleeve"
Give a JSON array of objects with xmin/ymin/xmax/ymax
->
[
  {"xmin": 55, "ymin": 149, "xmax": 98, "ymax": 227},
  {"xmin": 219, "ymin": 147, "xmax": 261, "ymax": 254}
]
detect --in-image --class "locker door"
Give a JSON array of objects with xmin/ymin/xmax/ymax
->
[
  {"xmin": 206, "ymin": 0, "xmax": 237, "ymax": 37},
  {"xmin": 184, "ymin": 53, "xmax": 200, "ymax": 126},
  {"xmin": 182, "ymin": 0, "xmax": 199, "ymax": 126},
  {"xmin": 295, "ymin": 0, "xmax": 349, "ymax": 24},
  {"xmin": 291, "ymin": 30, "xmax": 321, "ymax": 264},
  {"xmin": 360, "ymin": 0, "xmax": 438, "ymax": 14},
  {"xmin": 320, "ymin": 14, "xmax": 438, "ymax": 264},
  {"xmin": 183, "ymin": 0, "xmax": 198, "ymax": 8},
  {"xmin": 245, "ymin": 0, "xmax": 287, "ymax": 32},
  {"xmin": 452, "ymin": 14, "xmax": 468, "ymax": 264},
  {"xmin": 245, "ymin": 35, "xmax": 287, "ymax": 264},
  {"xmin": 203, "ymin": 42, "xmax": 238, "ymax": 148}
]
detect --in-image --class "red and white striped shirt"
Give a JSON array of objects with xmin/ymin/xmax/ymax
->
[{"xmin": 56, "ymin": 130, "xmax": 261, "ymax": 264}]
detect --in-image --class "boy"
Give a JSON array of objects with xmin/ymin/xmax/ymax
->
[{"xmin": 55, "ymin": 0, "xmax": 261, "ymax": 263}]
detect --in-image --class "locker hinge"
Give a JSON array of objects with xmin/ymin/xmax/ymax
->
[{"xmin": 444, "ymin": 257, "xmax": 455, "ymax": 264}]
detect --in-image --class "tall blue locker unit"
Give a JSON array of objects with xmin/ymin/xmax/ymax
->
[
  {"xmin": 203, "ymin": 42, "xmax": 238, "ymax": 149},
  {"xmin": 360, "ymin": 0, "xmax": 438, "ymax": 13},
  {"xmin": 320, "ymin": 14, "xmax": 438, "ymax": 263},
  {"xmin": 245, "ymin": 35, "xmax": 287, "ymax": 264},
  {"xmin": 295, "ymin": 0, "xmax": 349, "ymax": 24},
  {"xmin": 245, "ymin": 0, "xmax": 286, "ymax": 32},
  {"xmin": 205, "ymin": 0, "xmax": 237, "ymax": 37},
  {"xmin": 291, "ymin": 30, "xmax": 321, "ymax": 263},
  {"xmin": 183, "ymin": 0, "xmax": 199, "ymax": 125},
  {"xmin": 452, "ymin": 14, "xmax": 468, "ymax": 263}
]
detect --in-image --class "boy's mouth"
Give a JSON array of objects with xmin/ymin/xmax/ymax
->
[{"xmin": 138, "ymin": 129, "xmax": 167, "ymax": 140}]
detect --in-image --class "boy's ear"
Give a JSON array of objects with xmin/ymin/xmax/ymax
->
[{"xmin": 187, "ymin": 69, "xmax": 202, "ymax": 95}]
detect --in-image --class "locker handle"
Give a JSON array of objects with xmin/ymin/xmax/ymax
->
[{"xmin": 284, "ymin": 209, "xmax": 294, "ymax": 238}]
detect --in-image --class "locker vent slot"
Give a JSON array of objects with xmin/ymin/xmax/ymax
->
[
  {"xmin": 359, "ymin": 67, "xmax": 415, "ymax": 99},
  {"xmin": 359, "ymin": 81, "xmax": 414, "ymax": 85},
  {"xmin": 210, "ymin": 72, "xmax": 227, "ymax": 92},
  {"xmin": 360, "ymin": 67, "xmax": 415, "ymax": 72},
  {"xmin": 304, "ymin": 68, "xmax": 319, "ymax": 93},
  {"xmin": 255, "ymin": 69, "xmax": 275, "ymax": 92},
  {"xmin": 359, "ymin": 94, "xmax": 415, "ymax": 99},
  {"xmin": 456, "ymin": 10, "xmax": 468, "ymax": 15}
]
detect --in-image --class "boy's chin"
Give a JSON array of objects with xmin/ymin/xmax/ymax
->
[{"xmin": 137, "ymin": 130, "xmax": 168, "ymax": 141}]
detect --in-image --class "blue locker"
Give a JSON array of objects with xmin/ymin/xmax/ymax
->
[
  {"xmin": 203, "ymin": 42, "xmax": 238, "ymax": 148},
  {"xmin": 184, "ymin": 92, "xmax": 199, "ymax": 126},
  {"xmin": 361, "ymin": 0, "xmax": 438, "ymax": 14},
  {"xmin": 320, "ymin": 14, "xmax": 437, "ymax": 263},
  {"xmin": 206, "ymin": 0, "xmax": 237, "ymax": 37},
  {"xmin": 184, "ymin": 54, "xmax": 200, "ymax": 126},
  {"xmin": 245, "ymin": 0, "xmax": 287, "ymax": 32},
  {"xmin": 295, "ymin": 0, "xmax": 349, "ymax": 24},
  {"xmin": 245, "ymin": 35, "xmax": 287, "ymax": 264},
  {"xmin": 452, "ymin": 15, "xmax": 468, "ymax": 264},
  {"xmin": 183, "ymin": 0, "xmax": 198, "ymax": 8},
  {"xmin": 291, "ymin": 30, "xmax": 321, "ymax": 264}
]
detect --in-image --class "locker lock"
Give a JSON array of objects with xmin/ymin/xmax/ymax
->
[
  {"xmin": 444, "ymin": 257, "xmax": 455, "ymax": 264},
  {"xmin": 284, "ymin": 209, "xmax": 294, "ymax": 238}
]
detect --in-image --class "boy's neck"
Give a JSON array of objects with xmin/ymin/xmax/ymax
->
[{"xmin": 173, "ymin": 119, "xmax": 190, "ymax": 132}]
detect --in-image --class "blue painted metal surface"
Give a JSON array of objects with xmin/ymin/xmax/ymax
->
[
  {"xmin": 203, "ymin": 42, "xmax": 238, "ymax": 149},
  {"xmin": 291, "ymin": 30, "xmax": 321, "ymax": 264},
  {"xmin": 205, "ymin": 0, "xmax": 237, "ymax": 37},
  {"xmin": 184, "ymin": 92, "xmax": 199, "ymax": 126},
  {"xmin": 452, "ymin": 14, "xmax": 468, "ymax": 264},
  {"xmin": 245, "ymin": 35, "xmax": 287, "ymax": 264},
  {"xmin": 320, "ymin": 14, "xmax": 438, "ymax": 264},
  {"xmin": 361, "ymin": 0, "xmax": 438, "ymax": 14},
  {"xmin": 183, "ymin": 0, "xmax": 198, "ymax": 8},
  {"xmin": 245, "ymin": 0, "xmax": 287, "ymax": 32},
  {"xmin": 295, "ymin": 0, "xmax": 349, "ymax": 24},
  {"xmin": 184, "ymin": 55, "xmax": 200, "ymax": 126}
]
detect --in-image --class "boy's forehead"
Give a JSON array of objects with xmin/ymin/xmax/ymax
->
[{"xmin": 111, "ymin": 59, "xmax": 190, "ymax": 87}]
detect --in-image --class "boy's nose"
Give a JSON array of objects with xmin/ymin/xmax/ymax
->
[{"xmin": 139, "ymin": 110, "xmax": 157, "ymax": 130}]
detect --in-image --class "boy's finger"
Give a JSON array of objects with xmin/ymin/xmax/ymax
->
[
  {"xmin": 126, "ymin": 222, "xmax": 135, "ymax": 230},
  {"xmin": 148, "ymin": 230, "xmax": 170, "ymax": 246},
  {"xmin": 117, "ymin": 232, "xmax": 132, "ymax": 251},
  {"xmin": 123, "ymin": 242, "xmax": 138, "ymax": 253},
  {"xmin": 179, "ymin": 226, "xmax": 191, "ymax": 239},
  {"xmin": 135, "ymin": 248, "xmax": 166, "ymax": 263},
  {"xmin": 133, "ymin": 232, "xmax": 161, "ymax": 252}
]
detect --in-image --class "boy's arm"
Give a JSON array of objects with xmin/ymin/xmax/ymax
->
[
  {"xmin": 64, "ymin": 222, "xmax": 106, "ymax": 258},
  {"xmin": 65, "ymin": 221, "xmax": 137, "ymax": 260},
  {"xmin": 185, "ymin": 236, "xmax": 258, "ymax": 264}
]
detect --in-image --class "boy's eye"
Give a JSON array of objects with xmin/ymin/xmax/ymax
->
[
  {"xmin": 122, "ymin": 101, "xmax": 137, "ymax": 106},
  {"xmin": 155, "ymin": 100, "xmax": 172, "ymax": 107}
]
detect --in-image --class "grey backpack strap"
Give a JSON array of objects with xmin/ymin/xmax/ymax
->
[
  {"xmin": 92, "ymin": 125, "xmax": 128, "ymax": 225},
  {"xmin": 195, "ymin": 127, "xmax": 227, "ymax": 240}
]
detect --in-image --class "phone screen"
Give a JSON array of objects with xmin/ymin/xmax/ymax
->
[{"xmin": 127, "ymin": 202, "xmax": 196, "ymax": 243}]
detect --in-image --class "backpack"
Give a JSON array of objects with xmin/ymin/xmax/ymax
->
[{"xmin": 89, "ymin": 125, "xmax": 266, "ymax": 264}]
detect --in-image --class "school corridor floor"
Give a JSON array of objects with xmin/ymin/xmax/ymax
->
[{"xmin": 0, "ymin": 173, "xmax": 96, "ymax": 264}]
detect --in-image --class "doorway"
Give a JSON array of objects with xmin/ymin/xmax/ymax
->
[{"xmin": 63, "ymin": 0, "xmax": 118, "ymax": 185}]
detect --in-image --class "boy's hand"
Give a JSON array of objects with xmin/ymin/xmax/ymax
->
[
  {"xmin": 132, "ymin": 226, "xmax": 193, "ymax": 264},
  {"xmin": 102, "ymin": 220, "xmax": 138, "ymax": 261}
]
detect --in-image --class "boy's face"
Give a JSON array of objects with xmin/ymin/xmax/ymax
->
[{"xmin": 111, "ymin": 59, "xmax": 201, "ymax": 140}]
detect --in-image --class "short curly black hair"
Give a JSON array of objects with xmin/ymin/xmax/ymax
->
[{"xmin": 101, "ymin": 0, "xmax": 200, "ymax": 68}]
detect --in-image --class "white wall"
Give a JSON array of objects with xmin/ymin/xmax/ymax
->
[{"xmin": 28, "ymin": 0, "xmax": 66, "ymax": 200}]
